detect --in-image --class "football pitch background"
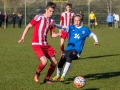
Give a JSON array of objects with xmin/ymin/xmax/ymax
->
[{"xmin": 0, "ymin": 26, "xmax": 120, "ymax": 90}]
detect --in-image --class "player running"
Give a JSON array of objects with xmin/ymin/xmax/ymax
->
[
  {"xmin": 59, "ymin": 3, "xmax": 74, "ymax": 57},
  {"xmin": 52, "ymin": 14, "xmax": 100, "ymax": 82},
  {"xmin": 18, "ymin": 2, "xmax": 61, "ymax": 84}
]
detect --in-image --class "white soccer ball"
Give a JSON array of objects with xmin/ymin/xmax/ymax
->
[{"xmin": 73, "ymin": 76, "xmax": 86, "ymax": 88}]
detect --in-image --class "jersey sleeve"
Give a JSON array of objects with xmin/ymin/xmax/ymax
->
[
  {"xmin": 50, "ymin": 20, "xmax": 56, "ymax": 34},
  {"xmin": 55, "ymin": 24, "xmax": 69, "ymax": 32},
  {"xmin": 30, "ymin": 15, "xmax": 41, "ymax": 26},
  {"xmin": 86, "ymin": 27, "xmax": 92, "ymax": 36},
  {"xmin": 89, "ymin": 32, "xmax": 98, "ymax": 42}
]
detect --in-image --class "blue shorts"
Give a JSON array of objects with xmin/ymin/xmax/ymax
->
[{"xmin": 90, "ymin": 19, "xmax": 95, "ymax": 24}]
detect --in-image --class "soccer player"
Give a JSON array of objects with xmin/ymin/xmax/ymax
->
[
  {"xmin": 18, "ymin": 2, "xmax": 61, "ymax": 84},
  {"xmin": 52, "ymin": 14, "xmax": 100, "ymax": 82},
  {"xmin": 89, "ymin": 11, "xmax": 96, "ymax": 29},
  {"xmin": 59, "ymin": 3, "xmax": 74, "ymax": 57}
]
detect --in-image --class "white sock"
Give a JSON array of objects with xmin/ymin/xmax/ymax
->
[
  {"xmin": 62, "ymin": 62, "xmax": 71, "ymax": 76},
  {"xmin": 57, "ymin": 67, "xmax": 62, "ymax": 76}
]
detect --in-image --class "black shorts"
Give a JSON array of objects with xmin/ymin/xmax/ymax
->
[
  {"xmin": 62, "ymin": 50, "xmax": 79, "ymax": 63},
  {"xmin": 58, "ymin": 50, "xmax": 79, "ymax": 68}
]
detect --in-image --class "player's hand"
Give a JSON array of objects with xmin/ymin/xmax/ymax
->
[
  {"xmin": 18, "ymin": 39, "xmax": 24, "ymax": 43},
  {"xmin": 58, "ymin": 32, "xmax": 62, "ymax": 37},
  {"xmin": 94, "ymin": 42, "xmax": 100, "ymax": 46}
]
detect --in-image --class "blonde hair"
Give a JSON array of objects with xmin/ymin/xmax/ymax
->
[{"xmin": 72, "ymin": 14, "xmax": 83, "ymax": 24}]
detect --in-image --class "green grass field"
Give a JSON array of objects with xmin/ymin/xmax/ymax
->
[{"xmin": 0, "ymin": 25, "xmax": 120, "ymax": 90}]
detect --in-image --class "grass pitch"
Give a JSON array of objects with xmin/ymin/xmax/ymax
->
[{"xmin": 0, "ymin": 25, "xmax": 120, "ymax": 90}]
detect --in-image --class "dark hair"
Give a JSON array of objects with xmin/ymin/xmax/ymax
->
[
  {"xmin": 72, "ymin": 14, "xmax": 82, "ymax": 24},
  {"xmin": 46, "ymin": 2, "xmax": 56, "ymax": 9},
  {"xmin": 65, "ymin": 3, "xmax": 72, "ymax": 8}
]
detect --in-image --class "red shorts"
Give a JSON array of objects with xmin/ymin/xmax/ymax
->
[
  {"xmin": 32, "ymin": 45, "xmax": 56, "ymax": 59},
  {"xmin": 61, "ymin": 30, "xmax": 68, "ymax": 39}
]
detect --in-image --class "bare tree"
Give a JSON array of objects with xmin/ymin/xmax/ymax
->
[{"xmin": 96, "ymin": 0, "xmax": 120, "ymax": 14}]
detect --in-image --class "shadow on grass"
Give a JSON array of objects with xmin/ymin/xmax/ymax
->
[
  {"xmin": 84, "ymin": 71, "xmax": 120, "ymax": 80},
  {"xmin": 83, "ymin": 88, "xmax": 99, "ymax": 90},
  {"xmin": 81, "ymin": 54, "xmax": 120, "ymax": 60},
  {"xmin": 65, "ymin": 71, "xmax": 120, "ymax": 83}
]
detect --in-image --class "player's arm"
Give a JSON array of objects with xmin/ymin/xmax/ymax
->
[
  {"xmin": 50, "ymin": 25, "xmax": 61, "ymax": 38},
  {"xmin": 89, "ymin": 32, "xmax": 100, "ymax": 46},
  {"xmin": 18, "ymin": 23, "xmax": 33, "ymax": 43},
  {"xmin": 51, "ymin": 32, "xmax": 61, "ymax": 38},
  {"xmin": 55, "ymin": 24, "xmax": 69, "ymax": 32}
]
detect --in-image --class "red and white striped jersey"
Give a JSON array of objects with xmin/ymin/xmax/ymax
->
[
  {"xmin": 60, "ymin": 11, "xmax": 74, "ymax": 26},
  {"xmin": 30, "ymin": 14, "xmax": 55, "ymax": 46}
]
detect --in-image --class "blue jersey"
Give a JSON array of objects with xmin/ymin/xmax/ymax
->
[{"xmin": 65, "ymin": 25, "xmax": 91, "ymax": 54}]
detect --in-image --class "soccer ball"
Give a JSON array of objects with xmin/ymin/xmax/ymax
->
[{"xmin": 73, "ymin": 76, "xmax": 86, "ymax": 88}]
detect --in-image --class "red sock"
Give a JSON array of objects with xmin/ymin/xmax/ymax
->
[
  {"xmin": 60, "ymin": 45, "xmax": 64, "ymax": 53},
  {"xmin": 45, "ymin": 64, "xmax": 56, "ymax": 80},
  {"xmin": 36, "ymin": 62, "xmax": 45, "ymax": 74}
]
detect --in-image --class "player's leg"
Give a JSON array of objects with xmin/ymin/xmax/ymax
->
[
  {"xmin": 44, "ymin": 56, "xmax": 57, "ymax": 84},
  {"xmin": 60, "ymin": 31, "xmax": 68, "ymax": 57},
  {"xmin": 60, "ymin": 50, "xmax": 79, "ymax": 82},
  {"xmin": 32, "ymin": 45, "xmax": 47, "ymax": 83},
  {"xmin": 52, "ymin": 55, "xmax": 66, "ymax": 81},
  {"xmin": 110, "ymin": 22, "xmax": 113, "ymax": 29},
  {"xmin": 90, "ymin": 20, "xmax": 92, "ymax": 28},
  {"xmin": 42, "ymin": 45, "xmax": 58, "ymax": 84},
  {"xmin": 60, "ymin": 38, "xmax": 65, "ymax": 56}
]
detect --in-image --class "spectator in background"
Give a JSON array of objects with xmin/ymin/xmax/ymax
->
[
  {"xmin": 79, "ymin": 10, "xmax": 84, "ymax": 25},
  {"xmin": 0, "ymin": 11, "xmax": 4, "ymax": 28},
  {"xmin": 18, "ymin": 13, "xmax": 23, "ymax": 28},
  {"xmin": 89, "ymin": 11, "xmax": 96, "ymax": 29},
  {"xmin": 106, "ymin": 13, "xmax": 114, "ymax": 29},
  {"xmin": 4, "ymin": 12, "xmax": 8, "ymax": 28},
  {"xmin": 11, "ymin": 12, "xmax": 16, "ymax": 28},
  {"xmin": 113, "ymin": 12, "xmax": 119, "ymax": 28}
]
